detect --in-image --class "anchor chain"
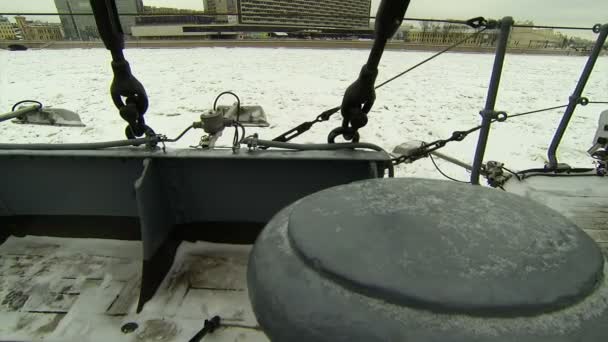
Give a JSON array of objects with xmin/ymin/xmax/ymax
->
[
  {"xmin": 270, "ymin": 16, "xmax": 495, "ymax": 145},
  {"xmin": 90, "ymin": 0, "xmax": 155, "ymax": 141},
  {"xmin": 391, "ymin": 99, "xmax": 601, "ymax": 166},
  {"xmin": 111, "ymin": 59, "xmax": 153, "ymax": 139}
]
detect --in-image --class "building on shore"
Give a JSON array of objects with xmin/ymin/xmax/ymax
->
[
  {"xmin": 143, "ymin": 6, "xmax": 205, "ymax": 15},
  {"xmin": 0, "ymin": 16, "xmax": 17, "ymax": 40},
  {"xmin": 53, "ymin": 0, "xmax": 144, "ymax": 40},
  {"xmin": 14, "ymin": 16, "xmax": 63, "ymax": 41},
  {"xmin": 404, "ymin": 23, "xmax": 567, "ymax": 49},
  {"xmin": 509, "ymin": 27, "xmax": 566, "ymax": 48},
  {"xmin": 204, "ymin": 0, "xmax": 238, "ymax": 23},
  {"xmin": 133, "ymin": 14, "xmax": 219, "ymax": 39},
  {"xmin": 132, "ymin": 0, "xmax": 372, "ymax": 39},
  {"xmin": 237, "ymin": 0, "xmax": 371, "ymax": 29},
  {"xmin": 204, "ymin": 0, "xmax": 238, "ymax": 13}
]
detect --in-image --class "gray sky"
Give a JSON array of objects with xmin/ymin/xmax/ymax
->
[{"xmin": 1, "ymin": 0, "xmax": 606, "ymax": 38}]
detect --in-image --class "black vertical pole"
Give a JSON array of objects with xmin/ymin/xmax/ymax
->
[
  {"xmin": 546, "ymin": 24, "xmax": 608, "ymax": 169},
  {"xmin": 470, "ymin": 17, "xmax": 513, "ymax": 185}
]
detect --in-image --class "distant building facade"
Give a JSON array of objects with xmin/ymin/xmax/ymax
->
[
  {"xmin": 135, "ymin": 15, "xmax": 215, "ymax": 27},
  {"xmin": 0, "ymin": 16, "xmax": 17, "ymax": 40},
  {"xmin": 204, "ymin": 0, "xmax": 238, "ymax": 23},
  {"xmin": 238, "ymin": 0, "xmax": 372, "ymax": 29},
  {"xmin": 143, "ymin": 6, "xmax": 205, "ymax": 15},
  {"xmin": 53, "ymin": 0, "xmax": 144, "ymax": 40},
  {"xmin": 509, "ymin": 27, "xmax": 565, "ymax": 48},
  {"xmin": 14, "ymin": 16, "xmax": 63, "ymax": 41},
  {"xmin": 204, "ymin": 0, "xmax": 237, "ymax": 13},
  {"xmin": 405, "ymin": 25, "xmax": 566, "ymax": 49}
]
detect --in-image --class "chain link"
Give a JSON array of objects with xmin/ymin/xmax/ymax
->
[
  {"xmin": 271, "ymin": 17, "xmax": 493, "ymax": 144},
  {"xmin": 390, "ymin": 101, "xmax": 599, "ymax": 166}
]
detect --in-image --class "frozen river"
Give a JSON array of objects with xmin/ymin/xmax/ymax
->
[{"xmin": 1, "ymin": 47, "xmax": 606, "ymax": 179}]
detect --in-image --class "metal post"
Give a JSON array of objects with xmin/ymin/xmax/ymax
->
[
  {"xmin": 547, "ymin": 23, "xmax": 608, "ymax": 169},
  {"xmin": 470, "ymin": 17, "xmax": 513, "ymax": 185}
]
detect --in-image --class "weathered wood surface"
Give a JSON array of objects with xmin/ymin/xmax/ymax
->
[{"xmin": 0, "ymin": 236, "xmax": 266, "ymax": 342}]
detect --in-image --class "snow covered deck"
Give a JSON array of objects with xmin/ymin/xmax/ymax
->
[
  {"xmin": 0, "ymin": 236, "xmax": 266, "ymax": 342},
  {"xmin": 505, "ymin": 175, "xmax": 608, "ymax": 256},
  {"xmin": 2, "ymin": 175, "xmax": 607, "ymax": 342}
]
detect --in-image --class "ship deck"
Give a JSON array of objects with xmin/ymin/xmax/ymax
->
[
  {"xmin": 0, "ymin": 236, "xmax": 266, "ymax": 342},
  {"xmin": 1, "ymin": 176, "xmax": 607, "ymax": 342}
]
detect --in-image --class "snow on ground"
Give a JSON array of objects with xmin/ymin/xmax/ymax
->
[{"xmin": 0, "ymin": 47, "xmax": 606, "ymax": 180}]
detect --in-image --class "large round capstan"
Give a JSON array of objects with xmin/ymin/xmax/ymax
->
[{"xmin": 248, "ymin": 178, "xmax": 608, "ymax": 342}]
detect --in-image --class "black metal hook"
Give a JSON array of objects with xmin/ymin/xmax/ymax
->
[
  {"xmin": 577, "ymin": 97, "xmax": 590, "ymax": 106},
  {"xmin": 90, "ymin": 0, "xmax": 153, "ymax": 139},
  {"xmin": 328, "ymin": 127, "xmax": 360, "ymax": 144},
  {"xmin": 593, "ymin": 24, "xmax": 602, "ymax": 34},
  {"xmin": 496, "ymin": 111, "xmax": 508, "ymax": 122},
  {"xmin": 466, "ymin": 17, "xmax": 488, "ymax": 29}
]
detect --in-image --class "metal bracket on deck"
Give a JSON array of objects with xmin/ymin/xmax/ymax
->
[
  {"xmin": 134, "ymin": 158, "xmax": 179, "ymax": 313},
  {"xmin": 0, "ymin": 149, "xmax": 390, "ymax": 312}
]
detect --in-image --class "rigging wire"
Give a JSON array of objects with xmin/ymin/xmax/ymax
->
[
  {"xmin": 394, "ymin": 103, "xmax": 574, "ymax": 165},
  {"xmin": 511, "ymin": 24, "xmax": 597, "ymax": 31},
  {"xmin": 164, "ymin": 125, "xmax": 194, "ymax": 142},
  {"xmin": 375, "ymin": 28, "xmax": 487, "ymax": 89},
  {"xmin": 506, "ymin": 104, "xmax": 569, "ymax": 119},
  {"xmin": 429, "ymin": 154, "xmax": 470, "ymax": 183},
  {"xmin": 0, "ymin": 12, "xmax": 599, "ymax": 31},
  {"xmin": 272, "ymin": 26, "xmax": 488, "ymax": 143}
]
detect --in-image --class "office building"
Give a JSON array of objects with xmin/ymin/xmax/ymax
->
[
  {"xmin": 238, "ymin": 0, "xmax": 371, "ymax": 29},
  {"xmin": 54, "ymin": 0, "xmax": 144, "ymax": 40},
  {"xmin": 204, "ymin": 0, "xmax": 237, "ymax": 13},
  {"xmin": 204, "ymin": 0, "xmax": 238, "ymax": 23}
]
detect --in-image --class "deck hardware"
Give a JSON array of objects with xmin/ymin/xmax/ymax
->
[
  {"xmin": 328, "ymin": 127, "xmax": 360, "ymax": 144},
  {"xmin": 333, "ymin": 0, "xmax": 412, "ymax": 142},
  {"xmin": 189, "ymin": 316, "xmax": 221, "ymax": 342},
  {"xmin": 274, "ymin": 16, "xmax": 491, "ymax": 145},
  {"xmin": 484, "ymin": 161, "xmax": 512, "ymax": 188},
  {"xmin": 470, "ymin": 17, "xmax": 514, "ymax": 185},
  {"xmin": 577, "ymin": 97, "xmax": 590, "ymax": 106},
  {"xmin": 89, "ymin": 0, "xmax": 153, "ymax": 139},
  {"xmin": 593, "ymin": 24, "xmax": 602, "ymax": 33},
  {"xmin": 121, "ymin": 322, "xmax": 139, "ymax": 334}
]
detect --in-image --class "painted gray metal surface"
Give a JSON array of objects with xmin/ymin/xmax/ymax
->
[
  {"xmin": 470, "ymin": 17, "xmax": 513, "ymax": 185},
  {"xmin": 135, "ymin": 159, "xmax": 174, "ymax": 260},
  {"xmin": 288, "ymin": 179, "xmax": 602, "ymax": 315},
  {"xmin": 0, "ymin": 149, "xmax": 387, "ymax": 220},
  {"xmin": 0, "ymin": 148, "xmax": 387, "ymax": 311},
  {"xmin": 249, "ymin": 178, "xmax": 608, "ymax": 341},
  {"xmin": 547, "ymin": 23, "xmax": 608, "ymax": 168}
]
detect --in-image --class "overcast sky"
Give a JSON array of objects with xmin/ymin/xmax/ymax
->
[{"xmin": 1, "ymin": 0, "xmax": 605, "ymax": 38}]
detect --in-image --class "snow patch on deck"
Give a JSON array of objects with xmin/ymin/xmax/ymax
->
[{"xmin": 0, "ymin": 236, "xmax": 266, "ymax": 342}]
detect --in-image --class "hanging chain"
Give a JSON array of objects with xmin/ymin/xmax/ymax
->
[
  {"xmin": 90, "ymin": 0, "xmax": 155, "ymax": 141},
  {"xmin": 271, "ymin": 106, "xmax": 341, "ymax": 143},
  {"xmin": 271, "ymin": 17, "xmax": 495, "ymax": 144}
]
